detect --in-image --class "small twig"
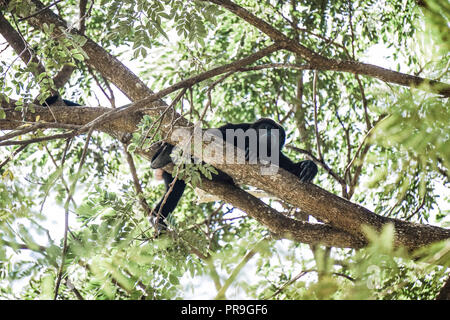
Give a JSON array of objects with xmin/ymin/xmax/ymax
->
[
  {"xmin": 39, "ymin": 138, "xmax": 72, "ymax": 215},
  {"xmin": 101, "ymin": 74, "xmax": 116, "ymax": 108},
  {"xmin": 347, "ymin": 1, "xmax": 357, "ymax": 59},
  {"xmin": 347, "ymin": 144, "xmax": 371, "ymax": 199},
  {"xmin": 122, "ymin": 143, "xmax": 153, "ymax": 218},
  {"xmin": 266, "ymin": 268, "xmax": 355, "ymax": 299},
  {"xmin": 44, "ymin": 144, "xmax": 77, "ymax": 208},
  {"xmin": 312, "ymin": 70, "xmax": 323, "ymax": 161},
  {"xmin": 53, "ymin": 138, "xmax": 72, "ymax": 300},
  {"xmin": 355, "ymin": 74, "xmax": 372, "ymax": 130},
  {"xmin": 239, "ymin": 63, "xmax": 313, "ymax": 72},
  {"xmin": 344, "ymin": 129, "xmax": 374, "ymax": 173},
  {"xmin": 0, "ymin": 131, "xmax": 78, "ymax": 146},
  {"xmin": 344, "ymin": 114, "xmax": 388, "ymax": 198},
  {"xmin": 386, "ymin": 193, "xmax": 406, "ymax": 217},
  {"xmin": 199, "ymin": 72, "xmax": 233, "ymax": 122},
  {"xmin": 53, "ymin": 197, "xmax": 70, "ymax": 300},
  {"xmin": 405, "ymin": 195, "xmax": 427, "ymax": 221},
  {"xmin": 0, "ymin": 42, "xmax": 9, "ymax": 55},
  {"xmin": 265, "ymin": 269, "xmax": 313, "ymax": 300},
  {"xmin": 87, "ymin": 66, "xmax": 115, "ymax": 107},
  {"xmin": 153, "ymin": 88, "xmax": 186, "ymax": 139},
  {"xmin": 335, "ymin": 110, "xmax": 352, "ymax": 181},
  {"xmin": 1, "ymin": 240, "xmax": 47, "ymax": 252},
  {"xmin": 0, "ymin": 144, "xmax": 28, "ymax": 170},
  {"xmin": 436, "ymin": 158, "xmax": 449, "ymax": 180},
  {"xmin": 332, "ymin": 272, "xmax": 355, "ymax": 282},
  {"xmin": 215, "ymin": 238, "xmax": 267, "ymax": 299},
  {"xmin": 65, "ymin": 278, "xmax": 84, "ymax": 300},
  {"xmin": 189, "ymin": 87, "xmax": 194, "ymax": 123},
  {"xmin": 0, "ymin": 122, "xmax": 79, "ymax": 142},
  {"xmin": 54, "ymin": 128, "xmax": 94, "ymax": 299}
]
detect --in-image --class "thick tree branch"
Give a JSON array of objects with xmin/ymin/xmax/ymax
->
[
  {"xmin": 0, "ymin": 100, "xmax": 143, "ymax": 133},
  {"xmin": 0, "ymin": 11, "xmax": 46, "ymax": 75},
  {"xmin": 0, "ymin": 11, "xmax": 74, "ymax": 94},
  {"xmin": 202, "ymin": 0, "xmax": 450, "ymax": 97},
  {"xmin": 218, "ymin": 164, "xmax": 450, "ymax": 251},
  {"xmin": 12, "ymin": 0, "xmax": 156, "ymax": 101}
]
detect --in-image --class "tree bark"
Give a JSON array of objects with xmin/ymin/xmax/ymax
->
[
  {"xmin": 0, "ymin": 101, "xmax": 142, "ymax": 133},
  {"xmin": 436, "ymin": 275, "xmax": 450, "ymax": 300}
]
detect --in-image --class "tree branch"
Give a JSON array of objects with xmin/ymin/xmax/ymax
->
[
  {"xmin": 215, "ymin": 238, "xmax": 265, "ymax": 299},
  {"xmin": 0, "ymin": 12, "xmax": 46, "ymax": 76},
  {"xmin": 0, "ymin": 100, "xmax": 144, "ymax": 133},
  {"xmin": 122, "ymin": 144, "xmax": 153, "ymax": 217},
  {"xmin": 138, "ymin": 150, "xmax": 363, "ymax": 249},
  {"xmin": 202, "ymin": 0, "xmax": 450, "ymax": 97}
]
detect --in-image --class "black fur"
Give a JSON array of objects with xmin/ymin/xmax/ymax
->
[
  {"xmin": 151, "ymin": 118, "xmax": 318, "ymax": 230},
  {"xmin": 153, "ymin": 170, "xmax": 187, "ymax": 226},
  {"xmin": 42, "ymin": 95, "xmax": 81, "ymax": 106}
]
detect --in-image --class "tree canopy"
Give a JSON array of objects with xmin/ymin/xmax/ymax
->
[{"xmin": 0, "ymin": 0, "xmax": 449, "ymax": 300}]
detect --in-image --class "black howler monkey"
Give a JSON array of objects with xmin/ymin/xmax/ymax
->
[
  {"xmin": 151, "ymin": 118, "xmax": 318, "ymax": 230},
  {"xmin": 42, "ymin": 95, "xmax": 81, "ymax": 106}
]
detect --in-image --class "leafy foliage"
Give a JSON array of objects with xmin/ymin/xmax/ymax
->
[{"xmin": 0, "ymin": 0, "xmax": 448, "ymax": 299}]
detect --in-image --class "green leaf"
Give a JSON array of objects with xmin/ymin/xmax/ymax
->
[
  {"xmin": 169, "ymin": 273, "xmax": 180, "ymax": 285},
  {"xmin": 72, "ymin": 53, "xmax": 85, "ymax": 61}
]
